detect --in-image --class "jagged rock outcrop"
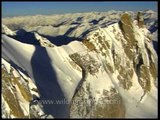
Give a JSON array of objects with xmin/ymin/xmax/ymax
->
[
  {"xmin": 69, "ymin": 53, "xmax": 100, "ymax": 75},
  {"xmin": 70, "ymin": 12, "xmax": 157, "ymax": 118},
  {"xmin": 83, "ymin": 13, "xmax": 157, "ymax": 91},
  {"xmin": 69, "ymin": 53, "xmax": 125, "ymax": 118},
  {"xmin": 90, "ymin": 88, "xmax": 125, "ymax": 118},
  {"xmin": 1, "ymin": 58, "xmax": 53, "ymax": 118},
  {"xmin": 137, "ymin": 12, "xmax": 144, "ymax": 28}
]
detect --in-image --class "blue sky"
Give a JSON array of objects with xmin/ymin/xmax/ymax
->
[{"xmin": 2, "ymin": 1, "xmax": 158, "ymax": 17}]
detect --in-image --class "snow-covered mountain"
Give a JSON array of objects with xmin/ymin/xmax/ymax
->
[
  {"xmin": 2, "ymin": 25, "xmax": 55, "ymax": 47},
  {"xmin": 1, "ymin": 11, "xmax": 158, "ymax": 118}
]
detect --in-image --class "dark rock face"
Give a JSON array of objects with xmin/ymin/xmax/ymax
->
[
  {"xmin": 119, "ymin": 13, "xmax": 137, "ymax": 61},
  {"xmin": 137, "ymin": 12, "xmax": 144, "ymax": 28}
]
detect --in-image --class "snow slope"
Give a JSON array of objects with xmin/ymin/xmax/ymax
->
[{"xmin": 2, "ymin": 34, "xmax": 84, "ymax": 118}]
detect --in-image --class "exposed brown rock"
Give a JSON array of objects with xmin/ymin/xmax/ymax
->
[
  {"xmin": 90, "ymin": 88, "xmax": 125, "ymax": 118},
  {"xmin": 119, "ymin": 13, "xmax": 137, "ymax": 60},
  {"xmin": 137, "ymin": 12, "xmax": 144, "ymax": 28},
  {"xmin": 82, "ymin": 39, "xmax": 95, "ymax": 51},
  {"xmin": 2, "ymin": 68, "xmax": 28, "ymax": 118},
  {"xmin": 138, "ymin": 65, "xmax": 151, "ymax": 92},
  {"xmin": 117, "ymin": 65, "xmax": 133, "ymax": 90}
]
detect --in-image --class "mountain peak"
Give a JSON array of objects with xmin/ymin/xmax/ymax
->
[{"xmin": 2, "ymin": 24, "xmax": 16, "ymax": 36}]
